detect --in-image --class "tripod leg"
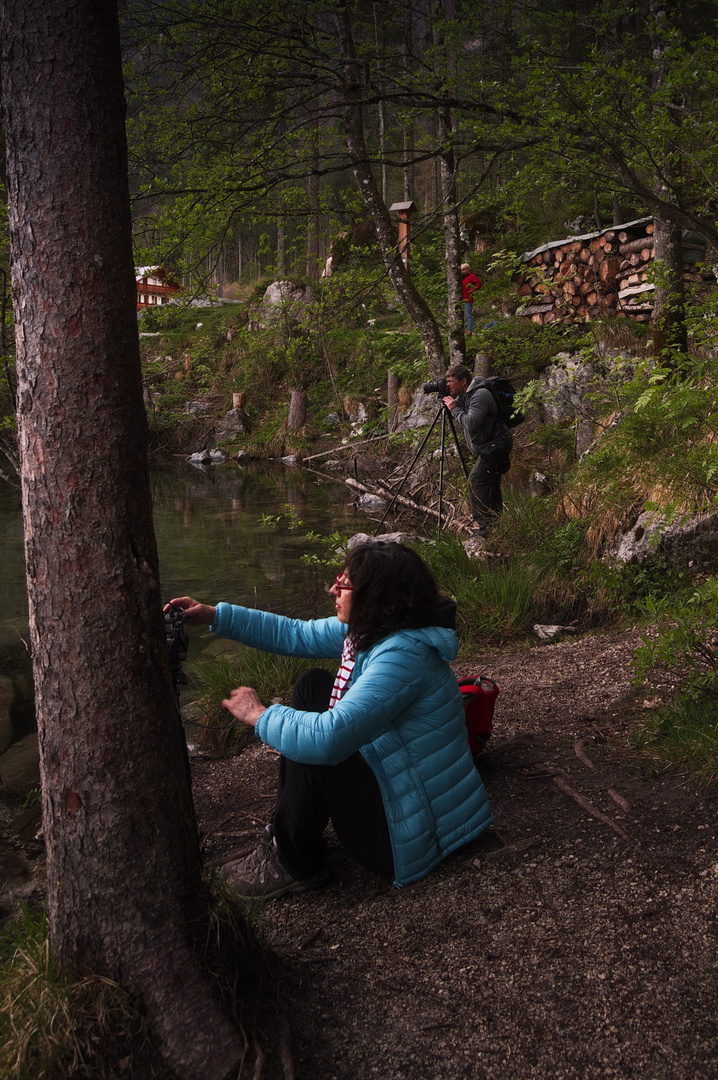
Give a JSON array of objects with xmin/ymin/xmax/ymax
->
[
  {"xmin": 445, "ymin": 408, "xmax": 471, "ymax": 480},
  {"xmin": 437, "ymin": 407, "xmax": 446, "ymax": 535},
  {"xmin": 373, "ymin": 405, "xmax": 443, "ymax": 535}
]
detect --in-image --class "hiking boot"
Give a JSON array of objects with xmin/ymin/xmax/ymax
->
[{"xmin": 219, "ymin": 836, "xmax": 330, "ymax": 900}]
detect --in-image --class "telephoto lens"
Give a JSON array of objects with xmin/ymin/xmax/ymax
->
[{"xmin": 422, "ymin": 377, "xmax": 449, "ymax": 396}]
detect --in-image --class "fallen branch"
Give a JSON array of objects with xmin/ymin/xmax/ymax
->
[
  {"xmin": 476, "ymin": 836, "xmax": 543, "ymax": 863},
  {"xmin": 345, "ymin": 475, "xmax": 437, "ymax": 519},
  {"xmin": 301, "ymin": 433, "xmax": 391, "ymax": 462},
  {"xmin": 552, "ymin": 776, "xmax": 630, "ymax": 840}
]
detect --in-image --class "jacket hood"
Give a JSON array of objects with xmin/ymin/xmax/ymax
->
[
  {"xmin": 388, "ymin": 624, "xmax": 459, "ymax": 663},
  {"xmin": 467, "ymin": 376, "xmax": 487, "ymax": 393}
]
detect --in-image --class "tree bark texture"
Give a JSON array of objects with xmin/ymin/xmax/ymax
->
[
  {"xmin": 649, "ymin": 0, "xmax": 687, "ymax": 359},
  {"xmin": 306, "ymin": 163, "xmax": 321, "ymax": 280},
  {"xmin": 277, "ymin": 218, "xmax": 287, "ymax": 278},
  {"xmin": 1, "ymin": 3, "xmax": 244, "ymax": 1077},
  {"xmin": 287, "ymin": 389, "xmax": 307, "ymax": 430},
  {"xmin": 387, "ymin": 369, "xmax": 398, "ymax": 432},
  {"xmin": 337, "ymin": 8, "xmax": 446, "ymax": 379},
  {"xmin": 652, "ymin": 214, "xmax": 687, "ymax": 358},
  {"xmin": 435, "ymin": 0, "xmax": 464, "ymax": 365},
  {"xmin": 437, "ymin": 105, "xmax": 464, "ymax": 365}
]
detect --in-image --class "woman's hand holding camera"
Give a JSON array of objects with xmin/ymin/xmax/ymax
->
[{"xmin": 165, "ymin": 596, "xmax": 216, "ymax": 626}]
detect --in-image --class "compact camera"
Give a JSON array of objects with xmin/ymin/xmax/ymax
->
[{"xmin": 165, "ymin": 604, "xmax": 189, "ymax": 688}]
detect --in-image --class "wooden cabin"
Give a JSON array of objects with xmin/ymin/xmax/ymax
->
[{"xmin": 135, "ymin": 266, "xmax": 180, "ymax": 310}]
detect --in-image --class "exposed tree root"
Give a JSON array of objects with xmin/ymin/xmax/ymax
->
[
  {"xmin": 552, "ymin": 776, "xmax": 631, "ymax": 840},
  {"xmin": 607, "ymin": 788, "xmax": 631, "ymax": 813},
  {"xmin": 574, "ymin": 739, "xmax": 598, "ymax": 771}
]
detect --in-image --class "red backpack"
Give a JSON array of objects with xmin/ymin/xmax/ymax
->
[{"xmin": 458, "ymin": 676, "xmax": 499, "ymax": 757}]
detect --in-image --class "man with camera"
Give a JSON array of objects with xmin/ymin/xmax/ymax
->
[{"xmin": 442, "ymin": 364, "xmax": 511, "ymax": 538}]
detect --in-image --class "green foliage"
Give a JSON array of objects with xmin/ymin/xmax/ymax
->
[
  {"xmin": 0, "ymin": 908, "xmax": 171, "ymax": 1080},
  {"xmin": 419, "ymin": 490, "xmax": 689, "ymax": 635},
  {"xmin": 138, "ymin": 304, "xmax": 195, "ymax": 332},
  {"xmin": 633, "ymin": 697, "xmax": 718, "ymax": 787},
  {"xmin": 471, "ymin": 317, "xmax": 584, "ymax": 378},
  {"xmin": 302, "ymin": 529, "xmax": 350, "ymax": 568},
  {"xmin": 628, "ymin": 578, "xmax": 718, "ymax": 783},
  {"xmin": 21, "ymin": 787, "xmax": 40, "ymax": 809},
  {"xmin": 369, "ymin": 329, "xmax": 426, "ymax": 388},
  {"xmin": 635, "ymin": 581, "xmax": 718, "ymax": 698},
  {"xmin": 258, "ymin": 504, "xmax": 303, "ymax": 531},
  {"xmin": 260, "ymin": 510, "xmax": 348, "ymax": 568},
  {"xmin": 571, "ymin": 354, "xmax": 718, "ymax": 514},
  {"xmin": 586, "ymin": 556, "xmax": 688, "ymax": 616}
]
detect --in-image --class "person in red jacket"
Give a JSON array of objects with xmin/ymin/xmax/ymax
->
[{"xmin": 461, "ymin": 262, "xmax": 482, "ymax": 335}]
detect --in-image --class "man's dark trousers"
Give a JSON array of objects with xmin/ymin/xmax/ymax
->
[{"xmin": 468, "ymin": 456, "xmax": 503, "ymax": 533}]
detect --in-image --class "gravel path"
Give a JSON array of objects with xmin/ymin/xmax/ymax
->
[{"xmin": 194, "ymin": 628, "xmax": 718, "ymax": 1080}]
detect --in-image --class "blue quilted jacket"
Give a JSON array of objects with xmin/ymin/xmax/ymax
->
[{"xmin": 211, "ymin": 603, "xmax": 493, "ymax": 886}]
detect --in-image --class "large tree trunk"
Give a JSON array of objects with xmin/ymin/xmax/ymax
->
[
  {"xmin": 306, "ymin": 158, "xmax": 321, "ymax": 280},
  {"xmin": 649, "ymin": 1, "xmax": 687, "ymax": 361},
  {"xmin": 436, "ymin": 102, "xmax": 463, "ymax": 365},
  {"xmin": 435, "ymin": 0, "xmax": 465, "ymax": 366},
  {"xmin": 1, "ymin": 3, "xmax": 244, "ymax": 1077},
  {"xmin": 338, "ymin": 8, "xmax": 446, "ymax": 379},
  {"xmin": 652, "ymin": 214, "xmax": 687, "ymax": 358}
]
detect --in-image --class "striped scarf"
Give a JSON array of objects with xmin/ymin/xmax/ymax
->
[{"xmin": 329, "ymin": 636, "xmax": 355, "ymax": 709}]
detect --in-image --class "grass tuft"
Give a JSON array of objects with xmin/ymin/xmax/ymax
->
[
  {"xmin": 632, "ymin": 697, "xmax": 718, "ymax": 787},
  {"xmin": 0, "ymin": 908, "xmax": 171, "ymax": 1080}
]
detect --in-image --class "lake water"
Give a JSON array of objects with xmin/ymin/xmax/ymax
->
[{"xmin": 0, "ymin": 460, "xmax": 392, "ymax": 728}]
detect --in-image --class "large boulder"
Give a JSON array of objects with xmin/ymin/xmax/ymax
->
[
  {"xmin": 396, "ymin": 389, "xmax": 441, "ymax": 431},
  {"xmin": 0, "ymin": 678, "xmax": 14, "ymax": 755},
  {"xmin": 540, "ymin": 353, "xmax": 601, "ymax": 457},
  {"xmin": 347, "ymin": 531, "xmax": 415, "ymax": 549},
  {"xmin": 606, "ymin": 509, "xmax": 718, "ymax": 571},
  {"xmin": 248, "ymin": 280, "xmax": 316, "ymax": 330},
  {"xmin": 215, "ymin": 407, "xmax": 251, "ymax": 440},
  {"xmin": 0, "ymin": 733, "xmax": 40, "ymax": 797}
]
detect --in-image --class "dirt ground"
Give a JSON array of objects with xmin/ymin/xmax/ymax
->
[
  {"xmin": 193, "ymin": 627, "xmax": 718, "ymax": 1080},
  {"xmin": 2, "ymin": 627, "xmax": 717, "ymax": 1079}
]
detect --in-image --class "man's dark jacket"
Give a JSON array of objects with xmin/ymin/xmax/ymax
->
[{"xmin": 451, "ymin": 377, "xmax": 511, "ymax": 454}]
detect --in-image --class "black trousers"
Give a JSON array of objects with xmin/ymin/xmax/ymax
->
[
  {"xmin": 271, "ymin": 668, "xmax": 395, "ymax": 881},
  {"xmin": 467, "ymin": 455, "xmax": 503, "ymax": 529}
]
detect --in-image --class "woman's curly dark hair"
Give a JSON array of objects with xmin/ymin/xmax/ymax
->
[{"xmin": 343, "ymin": 542, "xmax": 441, "ymax": 651}]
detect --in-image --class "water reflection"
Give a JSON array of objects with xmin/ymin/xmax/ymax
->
[
  {"xmin": 153, "ymin": 461, "xmax": 378, "ymax": 620},
  {"xmin": 0, "ymin": 462, "xmax": 383, "ymax": 719}
]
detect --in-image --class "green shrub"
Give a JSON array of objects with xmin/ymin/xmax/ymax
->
[
  {"xmin": 633, "ymin": 697, "xmax": 718, "ymax": 787},
  {"xmin": 630, "ymin": 580, "xmax": 718, "ymax": 784}
]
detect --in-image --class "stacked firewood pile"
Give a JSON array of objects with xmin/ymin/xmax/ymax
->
[
  {"xmin": 516, "ymin": 217, "xmax": 709, "ymax": 326},
  {"xmin": 615, "ymin": 222, "xmax": 655, "ymax": 319}
]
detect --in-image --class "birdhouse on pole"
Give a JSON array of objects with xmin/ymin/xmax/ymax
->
[{"xmin": 390, "ymin": 201, "xmax": 416, "ymax": 268}]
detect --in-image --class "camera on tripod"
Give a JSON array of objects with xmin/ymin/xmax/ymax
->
[
  {"xmin": 165, "ymin": 604, "xmax": 189, "ymax": 690},
  {"xmin": 422, "ymin": 377, "xmax": 449, "ymax": 397}
]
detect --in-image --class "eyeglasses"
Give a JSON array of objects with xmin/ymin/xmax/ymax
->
[{"xmin": 333, "ymin": 574, "xmax": 353, "ymax": 592}]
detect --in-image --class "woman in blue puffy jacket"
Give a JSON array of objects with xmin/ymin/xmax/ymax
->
[{"xmin": 169, "ymin": 542, "xmax": 492, "ymax": 898}]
